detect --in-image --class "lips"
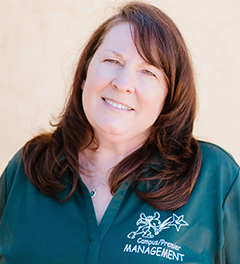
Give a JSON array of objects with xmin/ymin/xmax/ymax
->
[{"xmin": 102, "ymin": 98, "xmax": 134, "ymax": 111}]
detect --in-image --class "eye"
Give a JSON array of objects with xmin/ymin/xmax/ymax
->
[
  {"xmin": 142, "ymin": 69, "xmax": 157, "ymax": 78},
  {"xmin": 104, "ymin": 59, "xmax": 121, "ymax": 65}
]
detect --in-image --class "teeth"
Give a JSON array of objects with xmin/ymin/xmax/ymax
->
[{"xmin": 105, "ymin": 99, "xmax": 132, "ymax": 110}]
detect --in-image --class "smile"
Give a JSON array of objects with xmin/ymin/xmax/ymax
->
[{"xmin": 103, "ymin": 98, "xmax": 134, "ymax": 111}]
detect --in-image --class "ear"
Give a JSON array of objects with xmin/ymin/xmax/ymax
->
[{"xmin": 81, "ymin": 80, "xmax": 86, "ymax": 90}]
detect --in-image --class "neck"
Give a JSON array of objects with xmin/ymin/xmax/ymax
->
[{"xmin": 79, "ymin": 137, "xmax": 145, "ymax": 181}]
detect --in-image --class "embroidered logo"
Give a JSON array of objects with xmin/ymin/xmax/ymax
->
[
  {"xmin": 127, "ymin": 212, "xmax": 188, "ymax": 239},
  {"xmin": 123, "ymin": 212, "xmax": 189, "ymax": 262}
]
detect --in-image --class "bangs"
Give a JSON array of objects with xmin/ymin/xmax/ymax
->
[
  {"xmin": 127, "ymin": 20, "xmax": 170, "ymax": 88},
  {"xmin": 130, "ymin": 23, "xmax": 164, "ymax": 69}
]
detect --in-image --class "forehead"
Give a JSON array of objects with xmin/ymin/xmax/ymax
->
[
  {"xmin": 91, "ymin": 22, "xmax": 152, "ymax": 66},
  {"xmin": 100, "ymin": 22, "xmax": 161, "ymax": 68},
  {"xmin": 98, "ymin": 23, "xmax": 134, "ymax": 51}
]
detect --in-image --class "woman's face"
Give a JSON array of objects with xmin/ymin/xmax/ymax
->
[{"xmin": 82, "ymin": 23, "xmax": 168, "ymax": 147}]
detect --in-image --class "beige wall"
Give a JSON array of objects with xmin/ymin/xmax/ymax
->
[{"xmin": 0, "ymin": 0, "xmax": 239, "ymax": 173}]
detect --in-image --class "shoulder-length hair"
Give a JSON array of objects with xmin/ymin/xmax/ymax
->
[{"xmin": 22, "ymin": 1, "xmax": 201, "ymax": 211}]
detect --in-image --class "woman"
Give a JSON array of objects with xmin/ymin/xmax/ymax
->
[{"xmin": 0, "ymin": 2, "xmax": 239, "ymax": 263}]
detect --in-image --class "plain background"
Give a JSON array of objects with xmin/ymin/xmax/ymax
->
[{"xmin": 0, "ymin": 0, "xmax": 239, "ymax": 174}]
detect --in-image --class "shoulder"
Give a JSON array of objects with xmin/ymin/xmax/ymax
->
[
  {"xmin": 198, "ymin": 141, "xmax": 239, "ymax": 170},
  {"xmin": 197, "ymin": 141, "xmax": 239, "ymax": 194},
  {"xmin": 1, "ymin": 149, "xmax": 27, "ymax": 194},
  {"xmin": 0, "ymin": 149, "xmax": 27, "ymax": 217},
  {"xmin": 4, "ymin": 149, "xmax": 24, "ymax": 176}
]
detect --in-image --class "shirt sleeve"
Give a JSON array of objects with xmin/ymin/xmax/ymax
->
[
  {"xmin": 0, "ymin": 150, "xmax": 24, "ymax": 222},
  {"xmin": 0, "ymin": 170, "xmax": 7, "ymax": 221},
  {"xmin": 222, "ymin": 168, "xmax": 240, "ymax": 264}
]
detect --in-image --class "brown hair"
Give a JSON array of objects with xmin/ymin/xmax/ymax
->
[{"xmin": 22, "ymin": 1, "xmax": 201, "ymax": 211}]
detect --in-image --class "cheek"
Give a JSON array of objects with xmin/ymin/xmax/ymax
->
[
  {"xmin": 145, "ymin": 89, "xmax": 167, "ymax": 114},
  {"xmin": 82, "ymin": 82, "xmax": 95, "ymax": 116},
  {"xmin": 154, "ymin": 84, "xmax": 168, "ymax": 113},
  {"xmin": 82, "ymin": 89, "xmax": 90, "ymax": 118},
  {"xmin": 81, "ymin": 80, "xmax": 86, "ymax": 90},
  {"xmin": 144, "ymin": 94, "xmax": 167, "ymax": 127}
]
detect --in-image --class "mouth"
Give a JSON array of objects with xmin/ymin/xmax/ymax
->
[{"xmin": 102, "ymin": 98, "xmax": 134, "ymax": 111}]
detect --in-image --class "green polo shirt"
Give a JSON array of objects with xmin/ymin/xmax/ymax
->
[{"xmin": 0, "ymin": 141, "xmax": 239, "ymax": 263}]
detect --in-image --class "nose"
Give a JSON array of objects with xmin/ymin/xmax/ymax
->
[{"xmin": 111, "ymin": 68, "xmax": 135, "ymax": 93}]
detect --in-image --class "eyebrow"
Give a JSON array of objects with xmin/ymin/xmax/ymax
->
[
  {"xmin": 105, "ymin": 49, "xmax": 123, "ymax": 58},
  {"xmin": 104, "ymin": 49, "xmax": 159, "ymax": 69}
]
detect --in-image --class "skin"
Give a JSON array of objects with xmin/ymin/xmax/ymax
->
[
  {"xmin": 82, "ymin": 23, "xmax": 168, "ymax": 155},
  {"xmin": 80, "ymin": 23, "xmax": 168, "ymax": 224}
]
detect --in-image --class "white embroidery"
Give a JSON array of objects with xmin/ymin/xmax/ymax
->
[
  {"xmin": 123, "ymin": 212, "xmax": 189, "ymax": 262},
  {"xmin": 169, "ymin": 214, "xmax": 189, "ymax": 232},
  {"xmin": 127, "ymin": 212, "xmax": 188, "ymax": 239}
]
